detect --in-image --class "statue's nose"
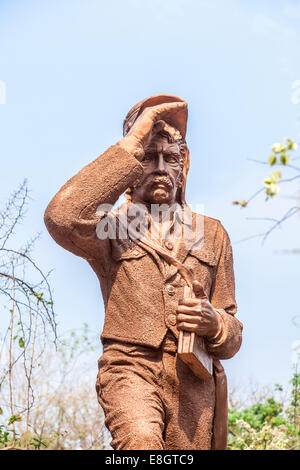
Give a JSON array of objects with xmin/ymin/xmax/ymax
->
[{"xmin": 156, "ymin": 153, "xmax": 167, "ymax": 173}]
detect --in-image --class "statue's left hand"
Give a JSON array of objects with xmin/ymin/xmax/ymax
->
[{"xmin": 176, "ymin": 281, "xmax": 221, "ymax": 339}]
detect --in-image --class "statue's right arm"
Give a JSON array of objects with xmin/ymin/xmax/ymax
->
[
  {"xmin": 44, "ymin": 101, "xmax": 187, "ymax": 263},
  {"xmin": 44, "ymin": 144, "xmax": 143, "ymax": 263}
]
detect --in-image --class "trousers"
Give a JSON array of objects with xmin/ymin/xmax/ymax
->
[{"xmin": 95, "ymin": 331, "xmax": 216, "ymax": 450}]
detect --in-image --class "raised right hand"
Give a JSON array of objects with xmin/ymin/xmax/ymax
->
[{"xmin": 117, "ymin": 101, "xmax": 187, "ymax": 160}]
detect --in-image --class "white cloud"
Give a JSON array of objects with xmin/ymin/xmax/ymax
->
[{"xmin": 0, "ymin": 80, "xmax": 6, "ymax": 105}]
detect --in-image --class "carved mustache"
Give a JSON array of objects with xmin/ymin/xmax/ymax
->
[
  {"xmin": 147, "ymin": 175, "xmax": 174, "ymax": 190},
  {"xmin": 133, "ymin": 174, "xmax": 174, "ymax": 191}
]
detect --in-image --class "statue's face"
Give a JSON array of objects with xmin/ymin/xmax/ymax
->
[{"xmin": 132, "ymin": 134, "xmax": 183, "ymax": 205}]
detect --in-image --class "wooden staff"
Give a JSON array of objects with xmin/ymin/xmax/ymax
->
[{"xmin": 178, "ymin": 285, "xmax": 213, "ymax": 380}]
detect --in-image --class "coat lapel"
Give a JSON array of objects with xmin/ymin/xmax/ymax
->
[
  {"xmin": 165, "ymin": 211, "xmax": 205, "ymax": 281},
  {"xmin": 114, "ymin": 203, "xmax": 207, "ymax": 280}
]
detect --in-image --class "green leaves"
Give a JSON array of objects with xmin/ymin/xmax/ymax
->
[
  {"xmin": 0, "ymin": 425, "xmax": 11, "ymax": 446},
  {"xmin": 280, "ymin": 153, "xmax": 290, "ymax": 165},
  {"xmin": 228, "ymin": 398, "xmax": 287, "ymax": 450},
  {"xmin": 264, "ymin": 170, "xmax": 282, "ymax": 198},
  {"xmin": 265, "ymin": 185, "xmax": 279, "ymax": 197},
  {"xmin": 272, "ymin": 142, "xmax": 287, "ymax": 154},
  {"xmin": 275, "ymin": 383, "xmax": 283, "ymax": 392},
  {"xmin": 228, "ymin": 373, "xmax": 300, "ymax": 450},
  {"xmin": 12, "ymin": 332, "xmax": 25, "ymax": 348},
  {"xmin": 8, "ymin": 414, "xmax": 22, "ymax": 425},
  {"xmin": 264, "ymin": 137, "xmax": 296, "ymax": 198},
  {"xmin": 269, "ymin": 138, "xmax": 296, "ymax": 168},
  {"xmin": 285, "ymin": 137, "xmax": 298, "ymax": 151},
  {"xmin": 233, "ymin": 136, "xmax": 297, "ymax": 207},
  {"xmin": 264, "ymin": 170, "xmax": 282, "ymax": 184},
  {"xmin": 30, "ymin": 437, "xmax": 48, "ymax": 449},
  {"xmin": 268, "ymin": 154, "xmax": 277, "ymax": 166}
]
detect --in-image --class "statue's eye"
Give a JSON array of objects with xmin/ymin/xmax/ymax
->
[
  {"xmin": 142, "ymin": 154, "xmax": 154, "ymax": 164},
  {"xmin": 165, "ymin": 155, "xmax": 178, "ymax": 164}
]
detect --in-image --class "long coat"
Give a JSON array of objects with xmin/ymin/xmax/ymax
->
[{"xmin": 44, "ymin": 144, "xmax": 243, "ymax": 449}]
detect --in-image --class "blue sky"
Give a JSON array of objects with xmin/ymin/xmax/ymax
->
[{"xmin": 1, "ymin": 0, "xmax": 300, "ymax": 390}]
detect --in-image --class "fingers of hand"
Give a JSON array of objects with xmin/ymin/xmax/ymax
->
[
  {"xmin": 176, "ymin": 298, "xmax": 214, "ymax": 333},
  {"xmin": 178, "ymin": 297, "xmax": 199, "ymax": 307},
  {"xmin": 129, "ymin": 111, "xmax": 155, "ymax": 137},
  {"xmin": 152, "ymin": 119, "xmax": 166, "ymax": 135},
  {"xmin": 177, "ymin": 312, "xmax": 205, "ymax": 323},
  {"xmin": 177, "ymin": 304, "xmax": 201, "ymax": 315},
  {"xmin": 177, "ymin": 297, "xmax": 212, "ymax": 309},
  {"xmin": 177, "ymin": 303, "xmax": 202, "ymax": 330},
  {"xmin": 146, "ymin": 101, "xmax": 187, "ymax": 120},
  {"xmin": 177, "ymin": 313, "xmax": 213, "ymax": 334},
  {"xmin": 177, "ymin": 322, "xmax": 198, "ymax": 332},
  {"xmin": 130, "ymin": 101, "xmax": 186, "ymax": 146},
  {"xmin": 177, "ymin": 313, "xmax": 211, "ymax": 331},
  {"xmin": 200, "ymin": 299, "xmax": 214, "ymax": 311}
]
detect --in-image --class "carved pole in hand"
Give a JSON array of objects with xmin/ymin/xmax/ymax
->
[{"xmin": 178, "ymin": 283, "xmax": 213, "ymax": 379}]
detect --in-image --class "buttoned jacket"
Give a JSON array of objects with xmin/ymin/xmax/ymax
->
[
  {"xmin": 44, "ymin": 144, "xmax": 243, "ymax": 449},
  {"xmin": 44, "ymin": 144, "xmax": 242, "ymax": 357}
]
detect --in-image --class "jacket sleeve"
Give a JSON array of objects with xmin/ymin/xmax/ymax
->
[
  {"xmin": 44, "ymin": 144, "xmax": 143, "ymax": 269},
  {"xmin": 206, "ymin": 223, "xmax": 243, "ymax": 359}
]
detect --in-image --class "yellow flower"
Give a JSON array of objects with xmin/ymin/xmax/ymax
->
[
  {"xmin": 272, "ymin": 143, "xmax": 286, "ymax": 153},
  {"xmin": 265, "ymin": 184, "xmax": 280, "ymax": 197}
]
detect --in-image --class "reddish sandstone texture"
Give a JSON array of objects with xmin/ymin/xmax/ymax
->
[{"xmin": 44, "ymin": 95, "xmax": 242, "ymax": 450}]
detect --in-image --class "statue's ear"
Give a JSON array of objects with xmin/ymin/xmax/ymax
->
[{"xmin": 178, "ymin": 147, "xmax": 190, "ymax": 204}]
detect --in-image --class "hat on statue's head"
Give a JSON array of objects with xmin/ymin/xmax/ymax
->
[
  {"xmin": 123, "ymin": 94, "xmax": 188, "ymax": 140},
  {"xmin": 123, "ymin": 94, "xmax": 190, "ymax": 206}
]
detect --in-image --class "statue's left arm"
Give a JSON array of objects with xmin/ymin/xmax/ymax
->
[{"xmin": 205, "ymin": 223, "xmax": 243, "ymax": 360}]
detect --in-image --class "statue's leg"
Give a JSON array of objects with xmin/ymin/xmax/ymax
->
[
  {"xmin": 160, "ymin": 349, "xmax": 216, "ymax": 450},
  {"xmin": 96, "ymin": 340, "xmax": 165, "ymax": 450}
]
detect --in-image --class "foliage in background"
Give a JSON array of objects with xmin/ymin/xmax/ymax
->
[
  {"xmin": 1, "ymin": 182, "xmax": 299, "ymax": 450},
  {"xmin": 233, "ymin": 137, "xmax": 300, "ymax": 244},
  {"xmin": 228, "ymin": 372, "xmax": 300, "ymax": 450},
  {"xmin": 0, "ymin": 182, "xmax": 106, "ymax": 450},
  {"xmin": 233, "ymin": 137, "xmax": 298, "ymax": 205},
  {"xmin": 230, "ymin": 137, "xmax": 300, "ymax": 449},
  {"xmin": 0, "ymin": 327, "xmax": 107, "ymax": 450}
]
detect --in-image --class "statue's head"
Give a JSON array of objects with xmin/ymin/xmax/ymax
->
[{"xmin": 123, "ymin": 94, "xmax": 190, "ymax": 206}]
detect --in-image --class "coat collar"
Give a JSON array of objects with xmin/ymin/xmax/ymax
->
[{"xmin": 111, "ymin": 202, "xmax": 213, "ymax": 280}]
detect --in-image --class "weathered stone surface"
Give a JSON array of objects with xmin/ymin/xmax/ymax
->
[{"xmin": 44, "ymin": 94, "xmax": 243, "ymax": 450}]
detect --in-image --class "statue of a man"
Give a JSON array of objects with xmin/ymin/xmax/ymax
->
[{"xmin": 44, "ymin": 94, "xmax": 243, "ymax": 450}]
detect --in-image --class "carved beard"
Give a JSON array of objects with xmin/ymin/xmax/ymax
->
[{"xmin": 131, "ymin": 171, "xmax": 183, "ymax": 204}]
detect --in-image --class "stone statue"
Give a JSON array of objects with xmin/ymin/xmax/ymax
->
[{"xmin": 44, "ymin": 94, "xmax": 243, "ymax": 450}]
